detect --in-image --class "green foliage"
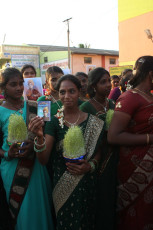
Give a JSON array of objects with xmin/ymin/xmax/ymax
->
[
  {"xmin": 78, "ymin": 43, "xmax": 90, "ymax": 48},
  {"xmin": 105, "ymin": 109, "xmax": 114, "ymax": 131},
  {"xmin": 78, "ymin": 44, "xmax": 85, "ymax": 48},
  {"xmin": 63, "ymin": 126, "xmax": 85, "ymax": 159},
  {"xmin": 8, "ymin": 114, "xmax": 28, "ymax": 143}
]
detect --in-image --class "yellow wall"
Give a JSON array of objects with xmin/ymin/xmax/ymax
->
[
  {"xmin": 118, "ymin": 1, "xmax": 153, "ymax": 65},
  {"xmin": 119, "ymin": 11, "xmax": 153, "ymax": 64},
  {"xmin": 118, "ymin": 0, "xmax": 153, "ymax": 22}
]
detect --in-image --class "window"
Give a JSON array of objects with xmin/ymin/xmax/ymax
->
[
  {"xmin": 109, "ymin": 58, "xmax": 116, "ymax": 64},
  {"xmin": 44, "ymin": 57, "xmax": 48, "ymax": 63},
  {"xmin": 84, "ymin": 57, "xmax": 92, "ymax": 64}
]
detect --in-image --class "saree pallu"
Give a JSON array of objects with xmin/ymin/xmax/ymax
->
[
  {"xmin": 51, "ymin": 114, "xmax": 104, "ymax": 230},
  {"xmin": 117, "ymin": 102, "xmax": 153, "ymax": 230}
]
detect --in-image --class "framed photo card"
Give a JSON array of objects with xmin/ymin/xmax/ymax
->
[
  {"xmin": 37, "ymin": 101, "xmax": 51, "ymax": 121},
  {"xmin": 23, "ymin": 77, "xmax": 43, "ymax": 101}
]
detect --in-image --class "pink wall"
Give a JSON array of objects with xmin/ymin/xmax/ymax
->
[
  {"xmin": 71, "ymin": 53, "xmax": 119, "ymax": 74},
  {"xmin": 105, "ymin": 56, "xmax": 119, "ymax": 71}
]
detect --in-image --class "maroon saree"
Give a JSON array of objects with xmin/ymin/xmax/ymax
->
[{"xmin": 115, "ymin": 90, "xmax": 153, "ymax": 230}]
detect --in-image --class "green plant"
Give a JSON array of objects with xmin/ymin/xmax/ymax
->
[
  {"xmin": 63, "ymin": 126, "xmax": 85, "ymax": 159},
  {"xmin": 8, "ymin": 114, "xmax": 28, "ymax": 143}
]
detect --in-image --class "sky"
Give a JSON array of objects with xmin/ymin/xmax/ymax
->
[{"xmin": 0, "ymin": 0, "xmax": 119, "ymax": 51}]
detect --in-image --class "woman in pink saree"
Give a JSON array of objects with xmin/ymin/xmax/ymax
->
[{"xmin": 108, "ymin": 56, "xmax": 153, "ymax": 230}]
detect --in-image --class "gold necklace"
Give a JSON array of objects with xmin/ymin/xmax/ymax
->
[
  {"xmin": 93, "ymin": 97, "xmax": 108, "ymax": 113},
  {"xmin": 135, "ymin": 88, "xmax": 152, "ymax": 98},
  {"xmin": 6, "ymin": 101, "xmax": 23, "ymax": 114},
  {"xmin": 64, "ymin": 112, "xmax": 81, "ymax": 127}
]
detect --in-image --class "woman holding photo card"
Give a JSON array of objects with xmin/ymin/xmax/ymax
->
[
  {"xmin": 29, "ymin": 74, "xmax": 105, "ymax": 230},
  {"xmin": 0, "ymin": 68, "xmax": 54, "ymax": 230},
  {"xmin": 37, "ymin": 66, "xmax": 64, "ymax": 116}
]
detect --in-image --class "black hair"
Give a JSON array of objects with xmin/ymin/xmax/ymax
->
[
  {"xmin": 121, "ymin": 69, "xmax": 132, "ymax": 77},
  {"xmin": 87, "ymin": 67, "xmax": 110, "ymax": 98},
  {"xmin": 46, "ymin": 66, "xmax": 64, "ymax": 75},
  {"xmin": 129, "ymin": 56, "xmax": 153, "ymax": 88},
  {"xmin": 111, "ymin": 75, "xmax": 119, "ymax": 80},
  {"xmin": 56, "ymin": 74, "xmax": 82, "ymax": 91},
  {"xmin": 133, "ymin": 56, "xmax": 150, "ymax": 70},
  {"xmin": 21, "ymin": 64, "xmax": 36, "ymax": 76},
  {"xmin": 0, "ymin": 68, "xmax": 23, "ymax": 89},
  {"xmin": 120, "ymin": 73, "xmax": 133, "ymax": 92},
  {"xmin": 75, "ymin": 72, "xmax": 88, "ymax": 79}
]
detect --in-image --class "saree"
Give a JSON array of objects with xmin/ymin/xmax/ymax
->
[
  {"xmin": 0, "ymin": 101, "xmax": 54, "ymax": 230},
  {"xmin": 115, "ymin": 90, "xmax": 153, "ymax": 230},
  {"xmin": 45, "ymin": 114, "xmax": 104, "ymax": 230},
  {"xmin": 80, "ymin": 99, "xmax": 119, "ymax": 230}
]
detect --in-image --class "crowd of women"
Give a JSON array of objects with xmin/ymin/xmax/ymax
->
[{"xmin": 0, "ymin": 55, "xmax": 153, "ymax": 230}]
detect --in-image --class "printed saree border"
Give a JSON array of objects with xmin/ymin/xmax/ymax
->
[
  {"xmin": 52, "ymin": 114, "xmax": 104, "ymax": 215},
  {"xmin": 117, "ymin": 144, "xmax": 153, "ymax": 211},
  {"xmin": 9, "ymin": 157, "xmax": 35, "ymax": 225},
  {"xmin": 8, "ymin": 100, "xmax": 37, "ymax": 225}
]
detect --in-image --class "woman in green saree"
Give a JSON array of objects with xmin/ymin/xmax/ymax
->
[
  {"xmin": 29, "ymin": 74, "xmax": 104, "ymax": 230},
  {"xmin": 80, "ymin": 67, "xmax": 119, "ymax": 230}
]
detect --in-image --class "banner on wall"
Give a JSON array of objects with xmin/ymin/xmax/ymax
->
[
  {"xmin": 40, "ymin": 59, "xmax": 70, "ymax": 84},
  {"xmin": 11, "ymin": 54, "xmax": 40, "ymax": 69},
  {"xmin": 86, "ymin": 65, "xmax": 96, "ymax": 74},
  {"xmin": 109, "ymin": 65, "xmax": 133, "ymax": 76}
]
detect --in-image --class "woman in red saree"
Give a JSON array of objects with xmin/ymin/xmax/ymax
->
[{"xmin": 108, "ymin": 56, "xmax": 153, "ymax": 230}]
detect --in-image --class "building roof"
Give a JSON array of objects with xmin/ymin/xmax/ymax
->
[{"xmin": 28, "ymin": 44, "xmax": 119, "ymax": 56}]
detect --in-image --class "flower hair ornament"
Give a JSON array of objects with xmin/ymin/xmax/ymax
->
[
  {"xmin": 45, "ymin": 89, "xmax": 51, "ymax": 100},
  {"xmin": 126, "ymin": 81, "xmax": 133, "ymax": 90}
]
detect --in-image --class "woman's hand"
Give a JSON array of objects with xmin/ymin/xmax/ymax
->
[
  {"xmin": 8, "ymin": 143, "xmax": 20, "ymax": 159},
  {"xmin": 18, "ymin": 140, "xmax": 34, "ymax": 158},
  {"xmin": 28, "ymin": 116, "xmax": 44, "ymax": 137},
  {"xmin": 8, "ymin": 140, "xmax": 34, "ymax": 159},
  {"xmin": 66, "ymin": 159, "xmax": 91, "ymax": 175}
]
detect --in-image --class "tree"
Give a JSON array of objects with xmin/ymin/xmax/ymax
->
[
  {"xmin": 78, "ymin": 44, "xmax": 85, "ymax": 48},
  {"xmin": 78, "ymin": 43, "xmax": 90, "ymax": 48}
]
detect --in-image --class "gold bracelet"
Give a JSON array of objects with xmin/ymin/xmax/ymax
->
[{"xmin": 146, "ymin": 134, "xmax": 150, "ymax": 145}]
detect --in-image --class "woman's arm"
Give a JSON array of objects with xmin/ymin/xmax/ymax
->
[
  {"xmin": 107, "ymin": 111, "xmax": 153, "ymax": 145},
  {"xmin": 35, "ymin": 134, "xmax": 55, "ymax": 165},
  {"xmin": 28, "ymin": 116, "xmax": 55, "ymax": 165}
]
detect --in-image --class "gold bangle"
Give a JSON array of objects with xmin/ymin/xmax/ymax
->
[{"xmin": 146, "ymin": 134, "xmax": 150, "ymax": 145}]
